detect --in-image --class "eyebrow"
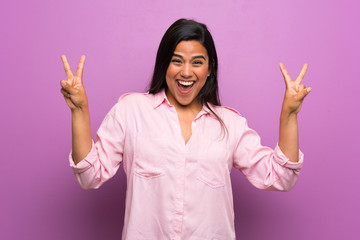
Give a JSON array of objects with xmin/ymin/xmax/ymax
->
[{"xmin": 172, "ymin": 54, "xmax": 206, "ymax": 61}]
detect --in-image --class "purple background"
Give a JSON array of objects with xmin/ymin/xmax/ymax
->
[{"xmin": 1, "ymin": 0, "xmax": 359, "ymax": 239}]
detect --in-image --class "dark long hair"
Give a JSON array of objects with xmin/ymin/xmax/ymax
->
[
  {"xmin": 149, "ymin": 18, "xmax": 219, "ymax": 105},
  {"xmin": 148, "ymin": 19, "xmax": 227, "ymax": 133}
]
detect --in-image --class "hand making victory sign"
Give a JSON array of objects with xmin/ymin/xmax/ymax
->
[
  {"xmin": 60, "ymin": 55, "xmax": 92, "ymax": 164},
  {"xmin": 280, "ymin": 62, "xmax": 311, "ymax": 115},
  {"xmin": 60, "ymin": 55, "xmax": 88, "ymax": 111},
  {"xmin": 278, "ymin": 62, "xmax": 311, "ymax": 163}
]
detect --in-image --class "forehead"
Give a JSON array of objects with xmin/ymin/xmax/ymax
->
[{"xmin": 173, "ymin": 40, "xmax": 208, "ymax": 57}]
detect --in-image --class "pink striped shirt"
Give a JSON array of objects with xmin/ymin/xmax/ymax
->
[{"xmin": 70, "ymin": 90, "xmax": 303, "ymax": 240}]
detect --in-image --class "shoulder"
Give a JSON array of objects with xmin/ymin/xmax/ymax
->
[
  {"xmin": 117, "ymin": 92, "xmax": 150, "ymax": 103},
  {"xmin": 215, "ymin": 105, "xmax": 242, "ymax": 116},
  {"xmin": 113, "ymin": 92, "xmax": 154, "ymax": 108},
  {"xmin": 107, "ymin": 92, "xmax": 153, "ymax": 116},
  {"xmin": 102, "ymin": 92, "xmax": 157, "ymax": 125},
  {"xmin": 210, "ymin": 104, "xmax": 248, "ymax": 126},
  {"xmin": 212, "ymin": 105, "xmax": 242, "ymax": 119}
]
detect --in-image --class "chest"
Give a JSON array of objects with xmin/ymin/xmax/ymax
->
[
  {"xmin": 122, "ymin": 106, "xmax": 233, "ymax": 180},
  {"xmin": 177, "ymin": 113, "xmax": 194, "ymax": 144}
]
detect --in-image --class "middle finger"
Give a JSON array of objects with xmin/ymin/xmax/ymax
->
[
  {"xmin": 295, "ymin": 63, "xmax": 308, "ymax": 85},
  {"xmin": 75, "ymin": 55, "xmax": 86, "ymax": 79}
]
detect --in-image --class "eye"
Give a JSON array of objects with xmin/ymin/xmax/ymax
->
[
  {"xmin": 193, "ymin": 60, "xmax": 203, "ymax": 65},
  {"xmin": 171, "ymin": 58, "xmax": 182, "ymax": 64}
]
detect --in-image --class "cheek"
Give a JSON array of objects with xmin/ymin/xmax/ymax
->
[
  {"xmin": 165, "ymin": 69, "xmax": 173, "ymax": 86},
  {"xmin": 199, "ymin": 79, "xmax": 207, "ymax": 90},
  {"xmin": 166, "ymin": 65, "xmax": 178, "ymax": 78},
  {"xmin": 198, "ymin": 68, "xmax": 209, "ymax": 81}
]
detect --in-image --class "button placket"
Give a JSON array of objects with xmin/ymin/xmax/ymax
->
[{"xmin": 171, "ymin": 147, "xmax": 186, "ymax": 238}]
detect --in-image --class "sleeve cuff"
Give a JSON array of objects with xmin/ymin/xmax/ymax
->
[
  {"xmin": 69, "ymin": 140, "xmax": 97, "ymax": 173},
  {"xmin": 273, "ymin": 143, "xmax": 304, "ymax": 170}
]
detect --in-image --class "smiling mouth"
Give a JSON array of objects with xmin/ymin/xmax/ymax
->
[{"xmin": 176, "ymin": 80, "xmax": 196, "ymax": 93}]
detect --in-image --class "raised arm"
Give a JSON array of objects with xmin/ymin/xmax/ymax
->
[
  {"xmin": 60, "ymin": 55, "xmax": 92, "ymax": 165},
  {"xmin": 278, "ymin": 63, "xmax": 311, "ymax": 162}
]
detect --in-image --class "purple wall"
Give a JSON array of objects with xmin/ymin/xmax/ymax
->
[{"xmin": 1, "ymin": 0, "xmax": 359, "ymax": 239}]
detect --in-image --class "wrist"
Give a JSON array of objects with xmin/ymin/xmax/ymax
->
[
  {"xmin": 281, "ymin": 101, "xmax": 299, "ymax": 117},
  {"xmin": 71, "ymin": 105, "xmax": 90, "ymax": 115},
  {"xmin": 280, "ymin": 108, "xmax": 298, "ymax": 123}
]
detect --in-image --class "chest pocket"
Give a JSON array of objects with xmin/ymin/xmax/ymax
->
[
  {"xmin": 134, "ymin": 132, "xmax": 167, "ymax": 179},
  {"xmin": 197, "ymin": 139, "xmax": 229, "ymax": 188}
]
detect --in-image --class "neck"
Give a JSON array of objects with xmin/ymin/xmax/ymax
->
[{"xmin": 165, "ymin": 90, "xmax": 202, "ymax": 115}]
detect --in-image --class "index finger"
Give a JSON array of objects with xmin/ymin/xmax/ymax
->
[
  {"xmin": 75, "ymin": 55, "xmax": 86, "ymax": 79},
  {"xmin": 294, "ymin": 63, "xmax": 308, "ymax": 85},
  {"xmin": 279, "ymin": 62, "xmax": 292, "ymax": 85},
  {"xmin": 61, "ymin": 55, "xmax": 74, "ymax": 79}
]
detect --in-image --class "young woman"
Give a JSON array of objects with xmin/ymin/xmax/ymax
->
[{"xmin": 60, "ymin": 19, "xmax": 311, "ymax": 240}]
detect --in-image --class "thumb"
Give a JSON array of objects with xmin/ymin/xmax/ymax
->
[
  {"xmin": 60, "ymin": 80, "xmax": 77, "ymax": 95},
  {"xmin": 298, "ymin": 87, "xmax": 312, "ymax": 100}
]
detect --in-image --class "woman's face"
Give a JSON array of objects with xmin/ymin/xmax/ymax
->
[{"xmin": 165, "ymin": 40, "xmax": 210, "ymax": 109}]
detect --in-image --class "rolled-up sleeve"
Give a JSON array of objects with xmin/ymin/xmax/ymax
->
[
  {"xmin": 232, "ymin": 118, "xmax": 304, "ymax": 192},
  {"xmin": 69, "ymin": 103, "xmax": 125, "ymax": 190}
]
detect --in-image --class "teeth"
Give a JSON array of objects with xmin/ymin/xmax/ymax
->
[{"xmin": 178, "ymin": 80, "xmax": 194, "ymax": 86}]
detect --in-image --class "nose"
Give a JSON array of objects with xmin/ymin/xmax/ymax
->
[{"xmin": 180, "ymin": 63, "xmax": 193, "ymax": 78}]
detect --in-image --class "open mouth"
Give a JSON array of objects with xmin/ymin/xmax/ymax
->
[{"xmin": 176, "ymin": 80, "xmax": 196, "ymax": 93}]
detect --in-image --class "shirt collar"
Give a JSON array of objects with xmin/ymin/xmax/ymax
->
[
  {"xmin": 153, "ymin": 89, "xmax": 172, "ymax": 109},
  {"xmin": 152, "ymin": 89, "xmax": 215, "ymax": 120},
  {"xmin": 195, "ymin": 104, "xmax": 217, "ymax": 120}
]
